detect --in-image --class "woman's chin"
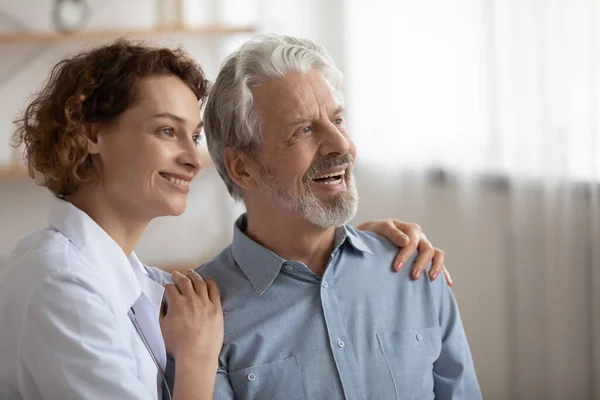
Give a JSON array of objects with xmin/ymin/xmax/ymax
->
[
  {"xmin": 155, "ymin": 201, "xmax": 187, "ymax": 218},
  {"xmin": 170, "ymin": 208, "xmax": 186, "ymax": 217},
  {"xmin": 168, "ymin": 204, "xmax": 186, "ymax": 217}
]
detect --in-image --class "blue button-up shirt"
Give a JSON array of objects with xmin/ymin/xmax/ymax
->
[{"xmin": 196, "ymin": 215, "xmax": 481, "ymax": 400}]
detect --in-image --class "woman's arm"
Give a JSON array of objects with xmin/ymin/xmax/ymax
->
[{"xmin": 161, "ymin": 270, "xmax": 224, "ymax": 400}]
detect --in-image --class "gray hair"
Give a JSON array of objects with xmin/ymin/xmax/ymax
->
[{"xmin": 203, "ymin": 34, "xmax": 344, "ymax": 200}]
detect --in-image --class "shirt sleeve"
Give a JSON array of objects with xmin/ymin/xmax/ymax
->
[
  {"xmin": 213, "ymin": 367, "xmax": 235, "ymax": 400},
  {"xmin": 433, "ymin": 278, "xmax": 483, "ymax": 399},
  {"xmin": 17, "ymin": 270, "xmax": 155, "ymax": 400}
]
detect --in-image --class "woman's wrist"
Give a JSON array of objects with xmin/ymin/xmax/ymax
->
[
  {"xmin": 172, "ymin": 354, "xmax": 218, "ymax": 400},
  {"xmin": 174, "ymin": 351, "xmax": 218, "ymax": 371}
]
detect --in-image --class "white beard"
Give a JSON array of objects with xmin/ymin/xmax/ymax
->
[{"xmin": 259, "ymin": 165, "xmax": 359, "ymax": 228}]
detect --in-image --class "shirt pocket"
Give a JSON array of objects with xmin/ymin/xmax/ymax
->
[
  {"xmin": 228, "ymin": 355, "xmax": 307, "ymax": 400},
  {"xmin": 376, "ymin": 327, "xmax": 442, "ymax": 399}
]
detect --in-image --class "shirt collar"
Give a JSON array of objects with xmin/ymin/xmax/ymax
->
[
  {"xmin": 129, "ymin": 252, "xmax": 164, "ymax": 311},
  {"xmin": 231, "ymin": 215, "xmax": 286, "ymax": 295},
  {"xmin": 231, "ymin": 214, "xmax": 374, "ymax": 295},
  {"xmin": 48, "ymin": 198, "xmax": 141, "ymax": 314},
  {"xmin": 336, "ymin": 225, "xmax": 375, "ymax": 256}
]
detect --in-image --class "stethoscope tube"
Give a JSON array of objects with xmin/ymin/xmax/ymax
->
[{"xmin": 128, "ymin": 308, "xmax": 172, "ymax": 400}]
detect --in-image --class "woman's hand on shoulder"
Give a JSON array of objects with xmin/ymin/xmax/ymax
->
[{"xmin": 160, "ymin": 270, "xmax": 224, "ymax": 364}]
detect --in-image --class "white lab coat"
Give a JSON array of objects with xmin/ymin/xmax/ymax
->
[{"xmin": 0, "ymin": 199, "xmax": 168, "ymax": 399}]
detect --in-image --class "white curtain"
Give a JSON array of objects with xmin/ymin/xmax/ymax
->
[{"xmin": 343, "ymin": 0, "xmax": 600, "ymax": 398}]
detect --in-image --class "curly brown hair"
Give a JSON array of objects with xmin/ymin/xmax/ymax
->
[{"xmin": 13, "ymin": 39, "xmax": 209, "ymax": 197}]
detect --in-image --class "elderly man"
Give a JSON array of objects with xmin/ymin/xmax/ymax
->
[{"xmin": 198, "ymin": 34, "xmax": 481, "ymax": 399}]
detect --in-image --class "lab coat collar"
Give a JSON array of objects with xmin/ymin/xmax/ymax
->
[
  {"xmin": 48, "ymin": 198, "xmax": 141, "ymax": 315},
  {"xmin": 129, "ymin": 253, "xmax": 164, "ymax": 315}
]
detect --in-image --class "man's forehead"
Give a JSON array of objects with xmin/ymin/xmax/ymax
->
[
  {"xmin": 254, "ymin": 71, "xmax": 340, "ymax": 117},
  {"xmin": 274, "ymin": 70, "xmax": 333, "ymax": 94}
]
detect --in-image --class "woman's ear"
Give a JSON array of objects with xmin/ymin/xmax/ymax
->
[
  {"xmin": 85, "ymin": 123, "xmax": 100, "ymax": 155},
  {"xmin": 223, "ymin": 147, "xmax": 258, "ymax": 191}
]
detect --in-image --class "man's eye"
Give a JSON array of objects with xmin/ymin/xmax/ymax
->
[
  {"xmin": 334, "ymin": 118, "xmax": 343, "ymax": 125},
  {"xmin": 301, "ymin": 126, "xmax": 312, "ymax": 134}
]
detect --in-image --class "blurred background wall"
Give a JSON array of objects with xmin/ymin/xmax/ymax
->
[{"xmin": 0, "ymin": 0, "xmax": 599, "ymax": 399}]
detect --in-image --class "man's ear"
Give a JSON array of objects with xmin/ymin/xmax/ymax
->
[
  {"xmin": 85, "ymin": 123, "xmax": 100, "ymax": 155},
  {"xmin": 223, "ymin": 147, "xmax": 258, "ymax": 190}
]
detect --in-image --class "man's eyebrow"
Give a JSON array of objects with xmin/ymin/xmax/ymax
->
[
  {"xmin": 330, "ymin": 105, "xmax": 345, "ymax": 117},
  {"xmin": 287, "ymin": 105, "xmax": 345, "ymax": 127},
  {"xmin": 288, "ymin": 117, "xmax": 311, "ymax": 127}
]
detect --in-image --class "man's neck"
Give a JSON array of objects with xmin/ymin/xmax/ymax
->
[
  {"xmin": 67, "ymin": 185, "xmax": 149, "ymax": 256},
  {"xmin": 245, "ymin": 207, "xmax": 337, "ymax": 276}
]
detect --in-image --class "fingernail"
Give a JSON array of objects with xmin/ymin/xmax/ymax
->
[
  {"xmin": 394, "ymin": 261, "xmax": 404, "ymax": 271},
  {"xmin": 413, "ymin": 271, "xmax": 420, "ymax": 279}
]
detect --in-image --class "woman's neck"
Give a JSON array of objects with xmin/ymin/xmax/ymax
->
[{"xmin": 67, "ymin": 185, "xmax": 149, "ymax": 255}]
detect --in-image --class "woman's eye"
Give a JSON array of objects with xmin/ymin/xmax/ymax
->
[{"xmin": 159, "ymin": 127, "xmax": 175, "ymax": 137}]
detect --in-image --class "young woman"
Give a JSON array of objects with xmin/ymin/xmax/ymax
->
[{"xmin": 0, "ymin": 40, "xmax": 448, "ymax": 400}]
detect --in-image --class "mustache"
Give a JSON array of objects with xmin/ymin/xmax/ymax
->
[{"xmin": 305, "ymin": 153, "xmax": 354, "ymax": 180}]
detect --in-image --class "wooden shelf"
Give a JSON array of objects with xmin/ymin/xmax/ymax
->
[
  {"xmin": 0, "ymin": 164, "xmax": 28, "ymax": 179},
  {"xmin": 0, "ymin": 24, "xmax": 257, "ymax": 45}
]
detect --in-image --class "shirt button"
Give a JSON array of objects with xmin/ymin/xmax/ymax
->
[
  {"xmin": 416, "ymin": 333, "xmax": 423, "ymax": 341},
  {"xmin": 337, "ymin": 339, "xmax": 345, "ymax": 348},
  {"xmin": 322, "ymin": 281, "xmax": 329, "ymax": 289},
  {"xmin": 284, "ymin": 264, "xmax": 294, "ymax": 271},
  {"xmin": 247, "ymin": 373, "xmax": 256, "ymax": 381}
]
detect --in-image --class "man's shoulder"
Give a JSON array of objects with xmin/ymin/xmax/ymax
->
[
  {"xmin": 344, "ymin": 225, "xmax": 411, "ymax": 267},
  {"xmin": 345, "ymin": 225, "xmax": 400, "ymax": 254},
  {"xmin": 344, "ymin": 225, "xmax": 435, "ymax": 281},
  {"xmin": 194, "ymin": 245, "xmax": 258, "ymax": 308},
  {"xmin": 195, "ymin": 244, "xmax": 236, "ymax": 277}
]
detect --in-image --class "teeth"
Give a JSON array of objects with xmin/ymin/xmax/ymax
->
[
  {"xmin": 317, "ymin": 178, "xmax": 343, "ymax": 185},
  {"xmin": 315, "ymin": 170, "xmax": 346, "ymax": 179},
  {"xmin": 166, "ymin": 176, "xmax": 189, "ymax": 186}
]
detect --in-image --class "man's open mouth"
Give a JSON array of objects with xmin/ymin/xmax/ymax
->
[{"xmin": 312, "ymin": 170, "xmax": 346, "ymax": 185}]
